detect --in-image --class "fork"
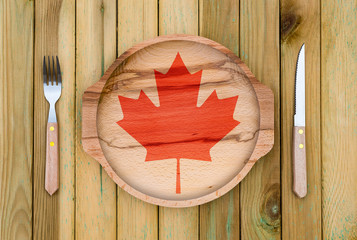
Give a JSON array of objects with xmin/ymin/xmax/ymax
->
[{"xmin": 43, "ymin": 56, "xmax": 62, "ymax": 195}]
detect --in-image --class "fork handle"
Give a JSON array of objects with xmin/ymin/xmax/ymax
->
[{"xmin": 45, "ymin": 122, "xmax": 59, "ymax": 195}]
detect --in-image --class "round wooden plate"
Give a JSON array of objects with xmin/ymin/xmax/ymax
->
[{"xmin": 82, "ymin": 35, "xmax": 274, "ymax": 207}]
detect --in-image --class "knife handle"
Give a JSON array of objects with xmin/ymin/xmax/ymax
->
[
  {"xmin": 293, "ymin": 126, "xmax": 307, "ymax": 198},
  {"xmin": 45, "ymin": 122, "xmax": 59, "ymax": 195}
]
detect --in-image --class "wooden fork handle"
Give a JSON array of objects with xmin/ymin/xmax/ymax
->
[
  {"xmin": 45, "ymin": 122, "xmax": 59, "ymax": 195},
  {"xmin": 293, "ymin": 126, "xmax": 307, "ymax": 198}
]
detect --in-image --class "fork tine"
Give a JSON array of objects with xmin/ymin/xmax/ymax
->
[
  {"xmin": 43, "ymin": 56, "xmax": 47, "ymax": 85},
  {"xmin": 52, "ymin": 56, "xmax": 56, "ymax": 85},
  {"xmin": 48, "ymin": 56, "xmax": 52, "ymax": 85},
  {"xmin": 56, "ymin": 56, "xmax": 62, "ymax": 85}
]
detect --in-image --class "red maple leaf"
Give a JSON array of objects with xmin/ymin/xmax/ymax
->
[{"xmin": 117, "ymin": 53, "xmax": 239, "ymax": 194}]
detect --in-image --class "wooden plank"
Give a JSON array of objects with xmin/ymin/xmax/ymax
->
[
  {"xmin": 198, "ymin": 1, "xmax": 240, "ymax": 239},
  {"xmin": 158, "ymin": 1, "xmax": 199, "ymax": 239},
  {"xmin": 117, "ymin": 190, "xmax": 158, "ymax": 240},
  {"xmin": 34, "ymin": 0, "xmax": 76, "ymax": 239},
  {"xmin": 159, "ymin": 0, "xmax": 198, "ymax": 35},
  {"xmin": 200, "ymin": 191, "xmax": 239, "ymax": 240},
  {"xmin": 240, "ymin": 0, "xmax": 281, "ymax": 239},
  {"xmin": 281, "ymin": 0, "xmax": 322, "ymax": 238},
  {"xmin": 117, "ymin": 0, "xmax": 158, "ymax": 239},
  {"xmin": 118, "ymin": 0, "xmax": 158, "ymax": 52},
  {"xmin": 57, "ymin": 1, "xmax": 76, "ymax": 239},
  {"xmin": 33, "ymin": 0, "xmax": 75, "ymax": 239},
  {"xmin": 159, "ymin": 207, "xmax": 199, "ymax": 240},
  {"xmin": 199, "ymin": 0, "xmax": 239, "ymax": 54},
  {"xmin": 321, "ymin": 0, "xmax": 357, "ymax": 239},
  {"xmin": 0, "ymin": 0, "xmax": 33, "ymax": 239},
  {"xmin": 76, "ymin": 1, "xmax": 117, "ymax": 239}
]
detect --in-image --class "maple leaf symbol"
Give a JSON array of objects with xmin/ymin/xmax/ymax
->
[{"xmin": 117, "ymin": 53, "xmax": 239, "ymax": 194}]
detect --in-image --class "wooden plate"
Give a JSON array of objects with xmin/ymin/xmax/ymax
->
[{"xmin": 82, "ymin": 35, "xmax": 274, "ymax": 207}]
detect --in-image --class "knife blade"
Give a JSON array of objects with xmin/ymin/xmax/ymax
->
[{"xmin": 293, "ymin": 43, "xmax": 307, "ymax": 198}]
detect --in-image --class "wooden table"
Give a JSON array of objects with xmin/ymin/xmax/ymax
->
[{"xmin": 1, "ymin": 0, "xmax": 356, "ymax": 239}]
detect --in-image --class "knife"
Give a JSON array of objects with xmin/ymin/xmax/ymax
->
[{"xmin": 293, "ymin": 43, "xmax": 307, "ymax": 198}]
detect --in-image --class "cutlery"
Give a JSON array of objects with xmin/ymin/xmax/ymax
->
[
  {"xmin": 43, "ymin": 56, "xmax": 62, "ymax": 195},
  {"xmin": 293, "ymin": 44, "xmax": 307, "ymax": 198}
]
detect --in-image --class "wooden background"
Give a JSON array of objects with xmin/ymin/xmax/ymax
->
[{"xmin": 1, "ymin": 0, "xmax": 356, "ymax": 239}]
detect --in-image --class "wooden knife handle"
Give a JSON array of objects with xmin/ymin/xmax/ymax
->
[
  {"xmin": 45, "ymin": 122, "xmax": 59, "ymax": 195},
  {"xmin": 293, "ymin": 126, "xmax": 307, "ymax": 198}
]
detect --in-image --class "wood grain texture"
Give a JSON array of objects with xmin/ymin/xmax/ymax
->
[
  {"xmin": 33, "ymin": 0, "xmax": 63, "ymax": 239},
  {"xmin": 57, "ymin": 0, "xmax": 76, "ymax": 238},
  {"xmin": 118, "ymin": 0, "xmax": 157, "ymax": 52},
  {"xmin": 281, "ymin": 0, "xmax": 322, "ymax": 238},
  {"xmin": 45, "ymin": 122, "xmax": 59, "ymax": 195},
  {"xmin": 117, "ymin": 190, "xmax": 158, "ymax": 240},
  {"xmin": 200, "ymin": 190, "xmax": 239, "ymax": 240},
  {"xmin": 292, "ymin": 127, "xmax": 307, "ymax": 198},
  {"xmin": 321, "ymin": 0, "xmax": 357, "ymax": 238},
  {"xmin": 117, "ymin": 0, "xmax": 158, "ymax": 239},
  {"xmin": 159, "ymin": 1, "xmax": 199, "ymax": 239},
  {"xmin": 199, "ymin": 1, "xmax": 240, "ymax": 239},
  {"xmin": 159, "ymin": 0, "xmax": 198, "ymax": 35},
  {"xmin": 240, "ymin": 0, "xmax": 281, "ymax": 239},
  {"xmin": 76, "ymin": 0, "xmax": 116, "ymax": 239},
  {"xmin": 159, "ymin": 207, "xmax": 199, "ymax": 240},
  {"xmin": 0, "ymin": 0, "xmax": 33, "ymax": 239},
  {"xmin": 199, "ymin": 0, "xmax": 239, "ymax": 55}
]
